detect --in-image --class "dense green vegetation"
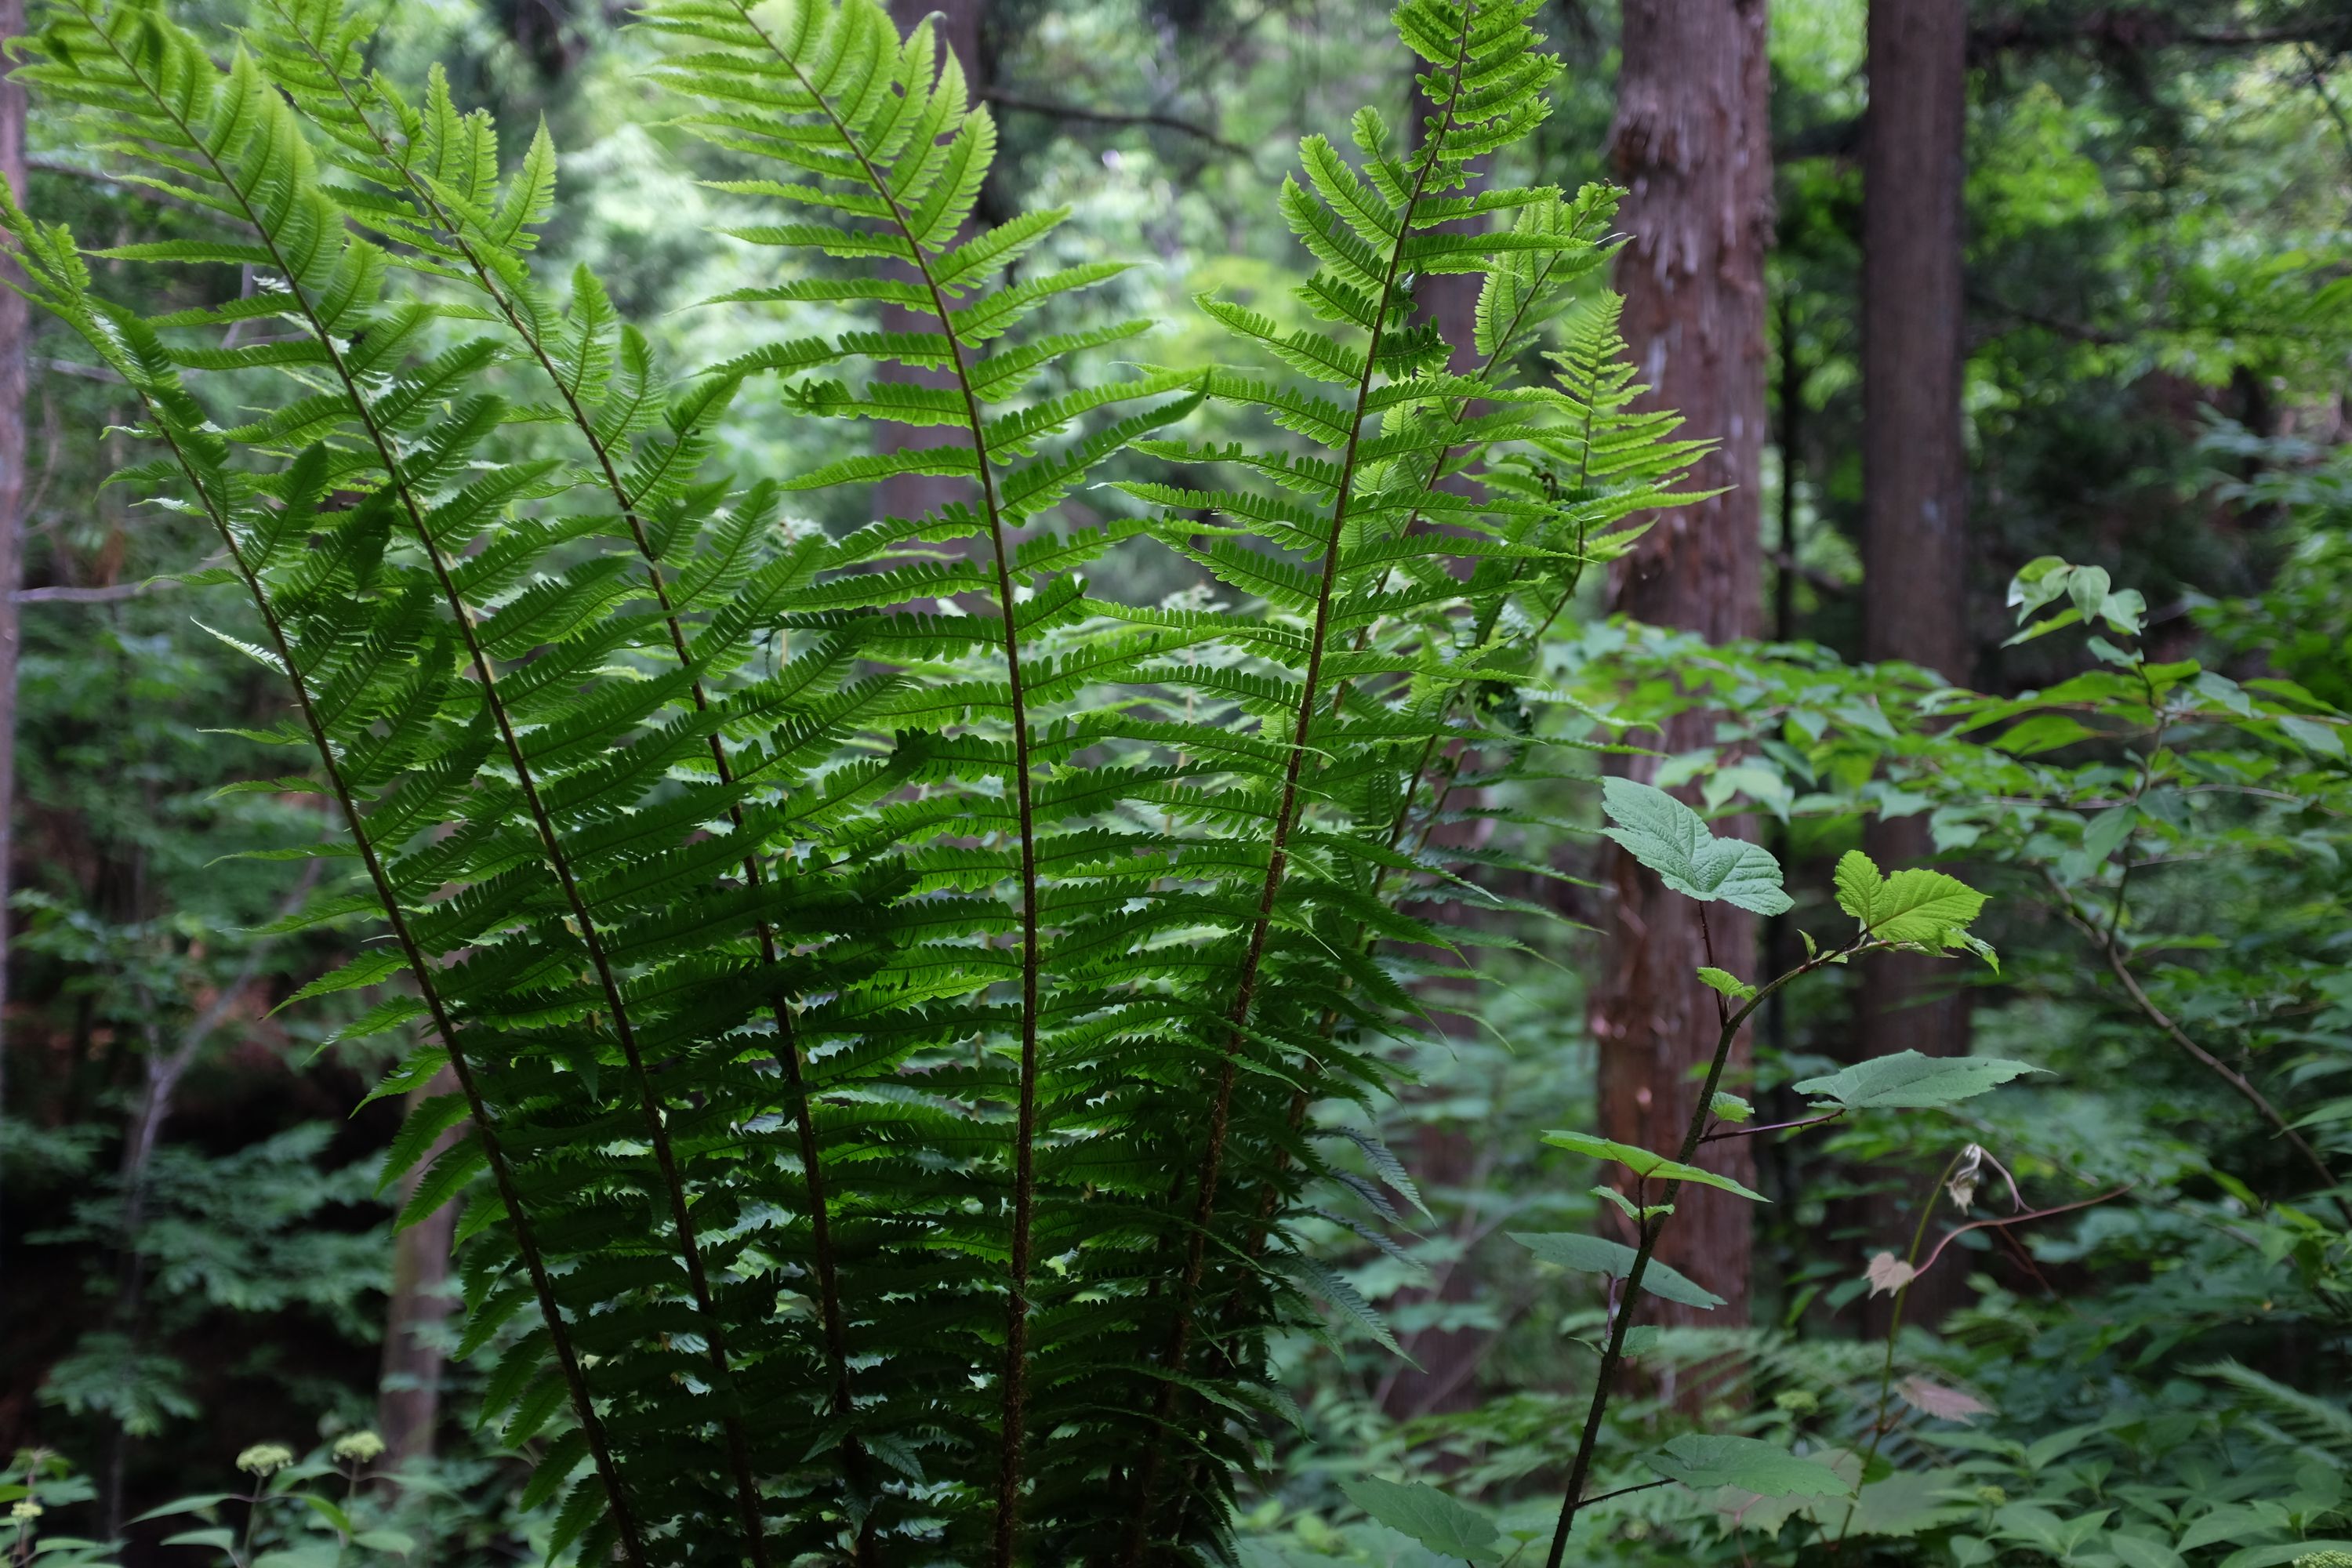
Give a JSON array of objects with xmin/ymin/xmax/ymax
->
[{"xmin": 0, "ymin": 1, "xmax": 2347, "ymax": 1565}]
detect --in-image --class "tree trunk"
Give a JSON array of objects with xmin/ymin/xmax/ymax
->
[
  {"xmin": 1858, "ymin": 0, "xmax": 1973, "ymax": 1329},
  {"xmin": 0, "ymin": 0, "xmax": 29, "ymax": 1310},
  {"xmin": 378, "ymin": 1069, "xmax": 464, "ymax": 1474},
  {"xmin": 1592, "ymin": 0, "xmax": 1771, "ymax": 1336},
  {"xmin": 1862, "ymin": 0, "xmax": 1968, "ymax": 684}
]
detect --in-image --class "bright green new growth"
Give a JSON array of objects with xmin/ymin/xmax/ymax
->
[{"xmin": 3, "ymin": 0, "xmax": 1699, "ymax": 1559}]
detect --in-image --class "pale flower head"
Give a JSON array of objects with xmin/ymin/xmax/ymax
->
[
  {"xmin": 332, "ymin": 1430, "xmax": 386, "ymax": 1465},
  {"xmin": 10, "ymin": 1501, "xmax": 41, "ymax": 1521},
  {"xmin": 235, "ymin": 1443, "xmax": 296, "ymax": 1476}
]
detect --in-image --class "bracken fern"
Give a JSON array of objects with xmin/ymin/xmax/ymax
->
[{"xmin": 3, "ymin": 0, "xmax": 1699, "ymax": 1559}]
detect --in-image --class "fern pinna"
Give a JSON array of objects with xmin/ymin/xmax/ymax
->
[{"xmin": 5, "ymin": 0, "xmax": 1695, "ymax": 1559}]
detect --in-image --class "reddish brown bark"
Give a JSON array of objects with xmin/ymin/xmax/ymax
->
[
  {"xmin": 1592, "ymin": 0, "xmax": 1771, "ymax": 1333},
  {"xmin": 1858, "ymin": 0, "xmax": 1974, "ymax": 1329},
  {"xmin": 1862, "ymin": 0, "xmax": 1969, "ymax": 685}
]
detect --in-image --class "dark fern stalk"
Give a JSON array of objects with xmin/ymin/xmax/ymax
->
[{"xmin": 11, "ymin": 3, "xmax": 914, "ymax": 1555}]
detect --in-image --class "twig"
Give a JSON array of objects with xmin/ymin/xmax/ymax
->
[
  {"xmin": 32, "ymin": 354, "xmax": 125, "ymax": 383},
  {"xmin": 1913, "ymin": 1187, "xmax": 2129, "ymax": 1277},
  {"xmin": 16, "ymin": 575, "xmax": 196, "ymax": 603},
  {"xmin": 1702, "ymin": 1109, "xmax": 1844, "ymax": 1144},
  {"xmin": 2042, "ymin": 866, "xmax": 2351, "ymax": 1225},
  {"xmin": 980, "ymin": 90, "xmax": 1251, "ymax": 158}
]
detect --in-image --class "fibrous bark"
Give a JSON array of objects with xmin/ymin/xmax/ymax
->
[{"xmin": 1593, "ymin": 0, "xmax": 1771, "ymax": 1334}]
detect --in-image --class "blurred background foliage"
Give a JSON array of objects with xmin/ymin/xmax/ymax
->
[{"xmin": 2, "ymin": 0, "xmax": 2350, "ymax": 1564}]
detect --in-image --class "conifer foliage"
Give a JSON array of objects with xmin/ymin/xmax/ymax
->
[{"xmin": 2, "ymin": 0, "xmax": 1699, "ymax": 1558}]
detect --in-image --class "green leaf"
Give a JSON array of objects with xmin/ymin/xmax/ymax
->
[
  {"xmin": 1541, "ymin": 1129, "xmax": 1767, "ymax": 1202},
  {"xmin": 1793, "ymin": 1051, "xmax": 2043, "ymax": 1110},
  {"xmin": 1697, "ymin": 967, "xmax": 1757, "ymax": 1004},
  {"xmin": 1831, "ymin": 850, "xmax": 1987, "ymax": 946},
  {"xmin": 2216, "ymin": 1543, "xmax": 2352, "ymax": 1568},
  {"xmin": 1990, "ymin": 713, "xmax": 2096, "ymax": 755},
  {"xmin": 2106, "ymin": 1536, "xmax": 2188, "ymax": 1568},
  {"xmin": 351, "ymin": 1530, "xmax": 417, "ymax": 1556},
  {"xmin": 1508, "ymin": 1231, "xmax": 1725, "ymax": 1310},
  {"xmin": 2280, "ymin": 714, "xmax": 2347, "ymax": 759},
  {"xmin": 1708, "ymin": 1091, "xmax": 1754, "ymax": 1124},
  {"xmin": 1601, "ymin": 778, "xmax": 1791, "ymax": 914},
  {"xmin": 2082, "ymin": 803, "xmax": 2138, "ymax": 862},
  {"xmin": 1645, "ymin": 1434, "xmax": 1855, "ymax": 1498},
  {"xmin": 1338, "ymin": 1477, "xmax": 1499, "ymax": 1563}
]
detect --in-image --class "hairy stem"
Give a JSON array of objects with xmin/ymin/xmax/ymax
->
[{"xmin": 1543, "ymin": 938, "xmax": 1847, "ymax": 1568}]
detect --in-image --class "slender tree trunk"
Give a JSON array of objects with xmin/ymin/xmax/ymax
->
[
  {"xmin": 0, "ymin": 0, "xmax": 30, "ymax": 1308},
  {"xmin": 1859, "ymin": 0, "xmax": 1973, "ymax": 1330},
  {"xmin": 1861, "ymin": 0, "xmax": 1968, "ymax": 682},
  {"xmin": 379, "ymin": 1068, "xmax": 464, "ymax": 1474},
  {"xmin": 1592, "ymin": 0, "xmax": 1771, "ymax": 1338}
]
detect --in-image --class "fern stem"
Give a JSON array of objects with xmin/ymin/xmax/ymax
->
[
  {"xmin": 257, "ymin": 29, "xmax": 878, "ymax": 1535},
  {"xmin": 132, "ymin": 406, "xmax": 652, "ymax": 1568},
  {"xmin": 69, "ymin": 20, "xmax": 779, "ymax": 1555},
  {"xmin": 1116, "ymin": 11, "xmax": 1482, "ymax": 1559},
  {"xmin": 717, "ymin": 9, "xmax": 1048, "ymax": 1555}
]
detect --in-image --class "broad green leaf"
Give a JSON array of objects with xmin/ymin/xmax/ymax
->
[
  {"xmin": 1508, "ymin": 1231, "xmax": 1725, "ymax": 1310},
  {"xmin": 1708, "ymin": 1091, "xmax": 1754, "ymax": 1124},
  {"xmin": 1832, "ymin": 851, "xmax": 1882, "ymax": 924},
  {"xmin": 1338, "ymin": 1477, "xmax": 1498, "ymax": 1563},
  {"xmin": 1991, "ymin": 713, "xmax": 2096, "ymax": 755},
  {"xmin": 2216, "ymin": 1542, "xmax": 2352, "ymax": 1568},
  {"xmin": 1805, "ymin": 1468, "xmax": 1973, "ymax": 1539},
  {"xmin": 2106, "ymin": 1536, "xmax": 2187, "ymax": 1568},
  {"xmin": 1600, "ymin": 777, "xmax": 1792, "ymax": 915},
  {"xmin": 2082, "ymin": 803, "xmax": 2138, "ymax": 862},
  {"xmin": 1541, "ymin": 1129, "xmax": 1767, "ymax": 1202},
  {"xmin": 1794, "ymin": 1051, "xmax": 2042, "ymax": 1110},
  {"xmin": 1645, "ymin": 1434, "xmax": 1854, "ymax": 1498},
  {"xmin": 2280, "ymin": 714, "xmax": 2347, "ymax": 759},
  {"xmin": 1696, "ymin": 967, "xmax": 1756, "ymax": 1004},
  {"xmin": 1832, "ymin": 851, "xmax": 1987, "ymax": 946}
]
